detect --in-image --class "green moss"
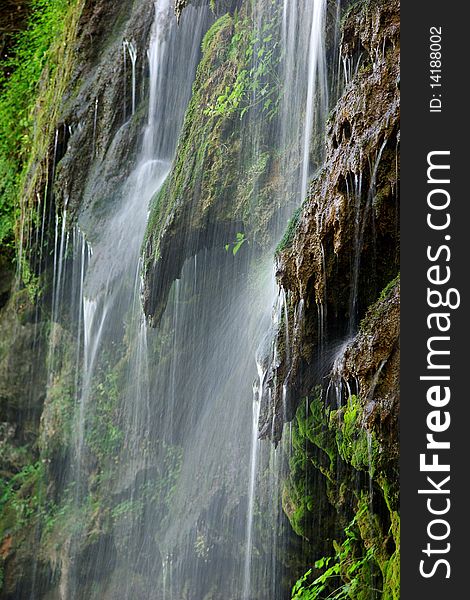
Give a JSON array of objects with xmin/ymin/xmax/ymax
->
[
  {"xmin": 285, "ymin": 384, "xmax": 398, "ymax": 599},
  {"xmin": 359, "ymin": 274, "xmax": 399, "ymax": 333},
  {"xmin": 276, "ymin": 206, "xmax": 302, "ymax": 255},
  {"xmin": 376, "ymin": 477, "xmax": 400, "ymax": 600},
  {"xmin": 39, "ymin": 326, "xmax": 76, "ymax": 460},
  {"xmin": 333, "ymin": 395, "xmax": 380, "ymax": 474},
  {"xmin": 291, "ymin": 493, "xmax": 399, "ymax": 599},
  {"xmin": 356, "ymin": 494, "xmax": 400, "ymax": 600},
  {"xmin": 0, "ymin": 0, "xmax": 85, "ymax": 292},
  {"xmin": 377, "ymin": 274, "xmax": 400, "ymax": 303},
  {"xmin": 143, "ymin": 4, "xmax": 284, "ymax": 271},
  {"xmin": 84, "ymin": 358, "xmax": 126, "ymax": 465},
  {"xmin": 0, "ymin": 461, "xmax": 45, "ymax": 539},
  {"xmin": 303, "ymin": 397, "xmax": 337, "ymax": 474},
  {"xmin": 381, "ymin": 549, "xmax": 400, "ymax": 600},
  {"xmin": 282, "ymin": 391, "xmax": 338, "ymax": 538},
  {"xmin": 291, "ymin": 504, "xmax": 381, "ymax": 600},
  {"xmin": 0, "ymin": 0, "xmax": 69, "ymax": 245},
  {"xmin": 288, "ymin": 471, "xmax": 400, "ymax": 599},
  {"xmin": 143, "ymin": 11, "xmax": 236, "ymax": 263},
  {"xmin": 40, "ymin": 488, "xmax": 103, "ymax": 561}
]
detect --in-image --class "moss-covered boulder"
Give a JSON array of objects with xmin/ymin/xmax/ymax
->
[
  {"xmin": 284, "ymin": 278, "xmax": 400, "ymax": 600},
  {"xmin": 142, "ymin": 4, "xmax": 286, "ymax": 325}
]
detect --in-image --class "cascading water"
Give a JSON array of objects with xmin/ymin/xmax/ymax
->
[
  {"xmin": 280, "ymin": 0, "xmax": 330, "ymax": 203},
  {"xmin": 47, "ymin": 2, "xmax": 213, "ymax": 597},
  {"xmin": 24, "ymin": 1, "xmax": 341, "ymax": 598},
  {"xmin": 241, "ymin": 0, "xmax": 334, "ymax": 595}
]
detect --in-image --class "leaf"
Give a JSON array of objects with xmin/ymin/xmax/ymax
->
[
  {"xmin": 315, "ymin": 557, "xmax": 326, "ymax": 569},
  {"xmin": 232, "ymin": 233, "xmax": 246, "ymax": 255},
  {"xmin": 225, "ymin": 244, "xmax": 229, "ymax": 251},
  {"xmin": 232, "ymin": 240, "xmax": 243, "ymax": 255}
]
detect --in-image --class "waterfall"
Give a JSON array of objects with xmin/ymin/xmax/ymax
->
[
  {"xmin": 21, "ymin": 0, "xmax": 337, "ymax": 598},
  {"xmin": 300, "ymin": 0, "xmax": 328, "ymax": 197},
  {"xmin": 241, "ymin": 0, "xmax": 331, "ymax": 593},
  {"xmin": 0, "ymin": 0, "xmax": 403, "ymax": 597},
  {"xmin": 242, "ymin": 363, "xmax": 263, "ymax": 600},
  {"xmin": 51, "ymin": 2, "xmax": 214, "ymax": 597},
  {"xmin": 280, "ymin": 0, "xmax": 329, "ymax": 201}
]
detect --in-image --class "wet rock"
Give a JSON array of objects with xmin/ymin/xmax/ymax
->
[
  {"xmin": 282, "ymin": 281, "xmax": 400, "ymax": 599},
  {"xmin": 142, "ymin": 4, "xmax": 288, "ymax": 326},
  {"xmin": 53, "ymin": 0, "xmax": 154, "ymax": 226},
  {"xmin": 0, "ymin": 290, "xmax": 48, "ymax": 458},
  {"xmin": 264, "ymin": 0, "xmax": 400, "ymax": 441},
  {"xmin": 272, "ymin": 2, "xmax": 400, "ymax": 597},
  {"xmin": 331, "ymin": 277, "xmax": 400, "ymax": 462}
]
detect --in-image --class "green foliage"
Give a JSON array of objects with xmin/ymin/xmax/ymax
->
[
  {"xmin": 285, "ymin": 388, "xmax": 399, "ymax": 600},
  {"xmin": 143, "ymin": 12, "xmax": 236, "ymax": 264},
  {"xmin": 143, "ymin": 4, "xmax": 286, "ymax": 278},
  {"xmin": 111, "ymin": 498, "xmax": 140, "ymax": 520},
  {"xmin": 0, "ymin": 462, "xmax": 45, "ymax": 537},
  {"xmin": 0, "ymin": 0, "xmax": 71, "ymax": 246},
  {"xmin": 225, "ymin": 231, "xmax": 246, "ymax": 255},
  {"xmin": 204, "ymin": 69, "xmax": 249, "ymax": 118},
  {"xmin": 86, "ymin": 367, "xmax": 124, "ymax": 463},
  {"xmin": 41, "ymin": 485, "xmax": 102, "ymax": 554},
  {"xmin": 110, "ymin": 442, "xmax": 183, "ymax": 527},
  {"xmin": 204, "ymin": 10, "xmax": 281, "ymax": 121},
  {"xmin": 292, "ymin": 509, "xmax": 378, "ymax": 600},
  {"xmin": 201, "ymin": 13, "xmax": 232, "ymax": 54}
]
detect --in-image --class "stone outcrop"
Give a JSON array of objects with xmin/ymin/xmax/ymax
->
[
  {"xmin": 142, "ymin": 4, "xmax": 287, "ymax": 326},
  {"xmin": 259, "ymin": 0, "xmax": 400, "ymax": 443},
  {"xmin": 262, "ymin": 1, "xmax": 400, "ymax": 597}
]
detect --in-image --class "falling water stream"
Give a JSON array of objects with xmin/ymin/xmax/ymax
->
[
  {"xmin": 32, "ymin": 1, "xmax": 342, "ymax": 598},
  {"xmin": 242, "ymin": 1, "xmax": 331, "ymax": 595}
]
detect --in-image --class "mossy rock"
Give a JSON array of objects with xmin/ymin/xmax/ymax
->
[{"xmin": 142, "ymin": 4, "xmax": 285, "ymax": 325}]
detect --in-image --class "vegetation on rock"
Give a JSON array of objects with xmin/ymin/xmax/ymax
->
[{"xmin": 0, "ymin": 0, "xmax": 84, "ymax": 255}]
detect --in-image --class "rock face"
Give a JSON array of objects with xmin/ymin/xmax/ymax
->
[
  {"xmin": 0, "ymin": 285, "xmax": 51, "ymax": 598},
  {"xmin": 142, "ymin": 3, "xmax": 287, "ymax": 326},
  {"xmin": 0, "ymin": 0, "xmax": 156, "ymax": 596},
  {"xmin": 261, "ymin": 0, "xmax": 400, "ymax": 597},
  {"xmin": 281, "ymin": 279, "xmax": 400, "ymax": 600},
  {"xmin": 260, "ymin": 0, "xmax": 400, "ymax": 443},
  {"xmin": 51, "ymin": 0, "xmax": 154, "ymax": 226}
]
